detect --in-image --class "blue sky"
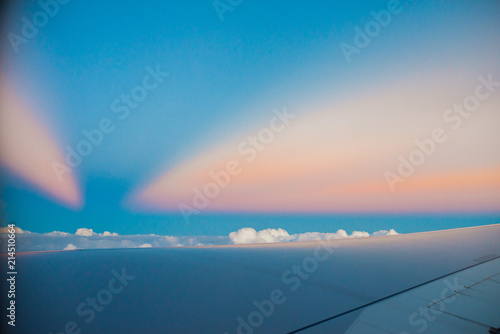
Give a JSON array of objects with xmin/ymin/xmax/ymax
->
[{"xmin": 1, "ymin": 0, "xmax": 499, "ymax": 236}]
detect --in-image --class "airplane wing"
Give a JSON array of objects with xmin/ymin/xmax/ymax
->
[
  {"xmin": 2, "ymin": 224, "xmax": 499, "ymax": 333},
  {"xmin": 344, "ymin": 256, "xmax": 500, "ymax": 334}
]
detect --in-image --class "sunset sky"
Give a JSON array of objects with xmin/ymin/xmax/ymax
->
[{"xmin": 1, "ymin": 0, "xmax": 499, "ymax": 236}]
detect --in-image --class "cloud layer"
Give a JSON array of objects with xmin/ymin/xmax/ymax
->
[
  {"xmin": 229, "ymin": 227, "xmax": 398, "ymax": 244},
  {"xmin": 0, "ymin": 227, "xmax": 398, "ymax": 252}
]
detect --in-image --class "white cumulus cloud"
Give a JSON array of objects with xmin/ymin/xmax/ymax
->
[
  {"xmin": 229, "ymin": 228, "xmax": 399, "ymax": 244},
  {"xmin": 371, "ymin": 229, "xmax": 398, "ymax": 236},
  {"xmin": 75, "ymin": 228, "xmax": 94, "ymax": 236},
  {"xmin": 229, "ymin": 228, "xmax": 292, "ymax": 244},
  {"xmin": 0, "ymin": 226, "xmax": 29, "ymax": 234},
  {"xmin": 64, "ymin": 244, "xmax": 77, "ymax": 250}
]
